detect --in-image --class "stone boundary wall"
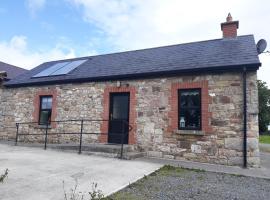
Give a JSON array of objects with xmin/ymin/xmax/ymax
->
[{"xmin": 0, "ymin": 71, "xmax": 259, "ymax": 166}]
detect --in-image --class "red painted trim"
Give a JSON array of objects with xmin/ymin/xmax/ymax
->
[
  {"xmin": 32, "ymin": 89, "xmax": 58, "ymax": 128},
  {"xmin": 100, "ymin": 86, "xmax": 137, "ymax": 144},
  {"xmin": 168, "ymin": 81, "xmax": 212, "ymax": 135}
]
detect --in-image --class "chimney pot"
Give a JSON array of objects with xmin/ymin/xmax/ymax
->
[
  {"xmin": 221, "ymin": 13, "xmax": 239, "ymax": 38},
  {"xmin": 226, "ymin": 13, "xmax": 233, "ymax": 22}
]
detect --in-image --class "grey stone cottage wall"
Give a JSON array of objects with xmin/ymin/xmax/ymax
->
[{"xmin": 0, "ymin": 71, "xmax": 260, "ymax": 167}]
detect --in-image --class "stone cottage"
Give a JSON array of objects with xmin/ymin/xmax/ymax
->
[{"xmin": 0, "ymin": 14, "xmax": 261, "ymax": 167}]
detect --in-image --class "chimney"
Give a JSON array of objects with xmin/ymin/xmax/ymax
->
[
  {"xmin": 0, "ymin": 71, "xmax": 7, "ymax": 84},
  {"xmin": 221, "ymin": 13, "xmax": 239, "ymax": 38}
]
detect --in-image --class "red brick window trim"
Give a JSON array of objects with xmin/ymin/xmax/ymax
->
[
  {"xmin": 168, "ymin": 81, "xmax": 212, "ymax": 134},
  {"xmin": 33, "ymin": 89, "xmax": 58, "ymax": 128},
  {"xmin": 100, "ymin": 86, "xmax": 137, "ymax": 144}
]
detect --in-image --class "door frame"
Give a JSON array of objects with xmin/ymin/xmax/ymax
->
[
  {"xmin": 100, "ymin": 86, "xmax": 137, "ymax": 145},
  {"xmin": 108, "ymin": 92, "xmax": 130, "ymax": 144}
]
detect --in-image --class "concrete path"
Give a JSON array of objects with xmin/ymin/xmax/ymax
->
[
  {"xmin": 0, "ymin": 144, "xmax": 162, "ymax": 200},
  {"xmin": 260, "ymin": 143, "xmax": 270, "ymax": 153},
  {"xmin": 139, "ymin": 152, "xmax": 270, "ymax": 180}
]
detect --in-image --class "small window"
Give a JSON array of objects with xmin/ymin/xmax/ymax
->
[
  {"xmin": 178, "ymin": 89, "xmax": 201, "ymax": 130},
  {"xmin": 39, "ymin": 96, "xmax": 52, "ymax": 125}
]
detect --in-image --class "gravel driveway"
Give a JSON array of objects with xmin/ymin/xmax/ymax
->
[{"xmin": 108, "ymin": 166, "xmax": 270, "ymax": 200}]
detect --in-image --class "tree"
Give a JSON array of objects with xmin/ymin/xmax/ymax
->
[{"xmin": 258, "ymin": 80, "xmax": 270, "ymax": 133}]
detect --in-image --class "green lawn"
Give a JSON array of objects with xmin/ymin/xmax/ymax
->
[{"xmin": 259, "ymin": 135, "xmax": 270, "ymax": 144}]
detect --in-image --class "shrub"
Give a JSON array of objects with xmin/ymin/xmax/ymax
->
[{"xmin": 63, "ymin": 180, "xmax": 104, "ymax": 200}]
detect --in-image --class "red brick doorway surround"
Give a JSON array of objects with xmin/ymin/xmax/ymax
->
[{"xmin": 100, "ymin": 86, "xmax": 137, "ymax": 144}]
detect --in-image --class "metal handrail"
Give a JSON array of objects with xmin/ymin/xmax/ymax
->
[{"xmin": 14, "ymin": 119, "xmax": 131, "ymax": 159}]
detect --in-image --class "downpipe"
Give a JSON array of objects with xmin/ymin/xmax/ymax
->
[{"xmin": 243, "ymin": 67, "xmax": 247, "ymax": 168}]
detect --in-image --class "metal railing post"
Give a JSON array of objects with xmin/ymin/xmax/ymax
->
[
  {"xmin": 15, "ymin": 123, "xmax": 19, "ymax": 146},
  {"xmin": 120, "ymin": 120, "xmax": 125, "ymax": 159},
  {"xmin": 79, "ymin": 120, "xmax": 84, "ymax": 154},
  {"xmin": 44, "ymin": 122, "xmax": 49, "ymax": 150}
]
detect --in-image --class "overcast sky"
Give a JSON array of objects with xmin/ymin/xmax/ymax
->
[{"xmin": 0, "ymin": 0, "xmax": 269, "ymax": 86}]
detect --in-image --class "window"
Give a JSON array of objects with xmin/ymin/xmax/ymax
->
[
  {"xmin": 39, "ymin": 96, "xmax": 52, "ymax": 125},
  {"xmin": 178, "ymin": 89, "xmax": 201, "ymax": 130}
]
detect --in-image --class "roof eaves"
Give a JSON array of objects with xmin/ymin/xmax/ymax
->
[{"xmin": 4, "ymin": 63, "xmax": 261, "ymax": 88}]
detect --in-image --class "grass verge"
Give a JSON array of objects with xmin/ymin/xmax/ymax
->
[{"xmin": 259, "ymin": 135, "xmax": 270, "ymax": 144}]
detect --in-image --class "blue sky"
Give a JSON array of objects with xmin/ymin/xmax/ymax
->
[
  {"xmin": 0, "ymin": 1, "xmax": 103, "ymax": 55},
  {"xmin": 0, "ymin": 0, "xmax": 270, "ymax": 86}
]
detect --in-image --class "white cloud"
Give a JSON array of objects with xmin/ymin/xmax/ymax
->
[
  {"xmin": 69, "ymin": 0, "xmax": 241, "ymax": 49},
  {"xmin": 69, "ymin": 0, "xmax": 270, "ymax": 86},
  {"xmin": 258, "ymin": 54, "xmax": 270, "ymax": 86},
  {"xmin": 26, "ymin": 0, "xmax": 46, "ymax": 17},
  {"xmin": 0, "ymin": 35, "xmax": 76, "ymax": 69}
]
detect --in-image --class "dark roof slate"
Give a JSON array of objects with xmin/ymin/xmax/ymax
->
[
  {"xmin": 0, "ymin": 61, "xmax": 28, "ymax": 79},
  {"xmin": 5, "ymin": 35, "xmax": 261, "ymax": 87}
]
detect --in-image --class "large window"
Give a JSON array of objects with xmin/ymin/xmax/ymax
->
[
  {"xmin": 39, "ymin": 96, "xmax": 52, "ymax": 125},
  {"xmin": 178, "ymin": 89, "xmax": 201, "ymax": 130}
]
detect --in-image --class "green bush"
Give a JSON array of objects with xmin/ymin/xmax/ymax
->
[{"xmin": 258, "ymin": 80, "xmax": 270, "ymax": 133}]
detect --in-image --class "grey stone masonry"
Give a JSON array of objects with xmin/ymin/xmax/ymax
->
[{"xmin": 0, "ymin": 71, "xmax": 260, "ymax": 167}]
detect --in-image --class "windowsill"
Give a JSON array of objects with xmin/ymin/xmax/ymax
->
[
  {"xmin": 174, "ymin": 129, "xmax": 205, "ymax": 136},
  {"xmin": 34, "ymin": 125, "xmax": 52, "ymax": 129}
]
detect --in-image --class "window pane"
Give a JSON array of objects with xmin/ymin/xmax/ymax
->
[
  {"xmin": 180, "ymin": 90, "xmax": 200, "ymax": 107},
  {"xmin": 112, "ymin": 95, "xmax": 129, "ymax": 120},
  {"xmin": 39, "ymin": 110, "xmax": 51, "ymax": 125},
  {"xmin": 179, "ymin": 89, "xmax": 201, "ymax": 130},
  {"xmin": 41, "ymin": 98, "xmax": 47, "ymax": 109},
  {"xmin": 46, "ymin": 97, "xmax": 52, "ymax": 109},
  {"xmin": 41, "ymin": 97, "xmax": 52, "ymax": 109},
  {"xmin": 180, "ymin": 108, "xmax": 200, "ymax": 129}
]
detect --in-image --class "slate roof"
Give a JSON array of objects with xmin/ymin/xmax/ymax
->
[
  {"xmin": 0, "ymin": 61, "xmax": 28, "ymax": 80},
  {"xmin": 5, "ymin": 35, "xmax": 261, "ymax": 87}
]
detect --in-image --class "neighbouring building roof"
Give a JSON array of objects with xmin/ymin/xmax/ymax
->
[
  {"xmin": 5, "ymin": 35, "xmax": 261, "ymax": 87},
  {"xmin": 0, "ymin": 61, "xmax": 28, "ymax": 80}
]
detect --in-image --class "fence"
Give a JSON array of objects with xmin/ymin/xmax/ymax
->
[{"xmin": 15, "ymin": 119, "xmax": 131, "ymax": 159}]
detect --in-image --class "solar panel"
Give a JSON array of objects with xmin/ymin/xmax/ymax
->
[
  {"xmin": 32, "ymin": 59, "xmax": 87, "ymax": 78},
  {"xmin": 33, "ymin": 62, "xmax": 70, "ymax": 77},
  {"xmin": 51, "ymin": 59, "xmax": 88, "ymax": 76}
]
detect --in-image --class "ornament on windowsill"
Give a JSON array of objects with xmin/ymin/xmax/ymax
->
[{"xmin": 180, "ymin": 117, "xmax": 185, "ymax": 128}]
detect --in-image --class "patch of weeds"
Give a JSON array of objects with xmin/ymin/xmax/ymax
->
[
  {"xmin": 142, "ymin": 174, "xmax": 148, "ymax": 180},
  {"xmin": 128, "ymin": 180, "xmax": 145, "ymax": 191},
  {"xmin": 105, "ymin": 192, "xmax": 138, "ymax": 200},
  {"xmin": 156, "ymin": 165, "xmax": 187, "ymax": 176},
  {"xmin": 197, "ymin": 175, "xmax": 204, "ymax": 180},
  {"xmin": 63, "ymin": 180, "xmax": 104, "ymax": 200},
  {"xmin": 188, "ymin": 168, "xmax": 206, "ymax": 173},
  {"xmin": 229, "ymin": 173, "xmax": 245, "ymax": 177},
  {"xmin": 89, "ymin": 183, "xmax": 104, "ymax": 200},
  {"xmin": 0, "ymin": 169, "xmax": 8, "ymax": 183},
  {"xmin": 149, "ymin": 171, "xmax": 158, "ymax": 177}
]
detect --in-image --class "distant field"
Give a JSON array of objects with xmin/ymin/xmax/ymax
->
[{"xmin": 260, "ymin": 135, "xmax": 270, "ymax": 144}]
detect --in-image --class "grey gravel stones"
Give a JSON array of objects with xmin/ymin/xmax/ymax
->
[{"xmin": 109, "ymin": 166, "xmax": 270, "ymax": 200}]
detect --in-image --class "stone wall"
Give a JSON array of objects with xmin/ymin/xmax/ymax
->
[{"xmin": 0, "ymin": 71, "xmax": 260, "ymax": 167}]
